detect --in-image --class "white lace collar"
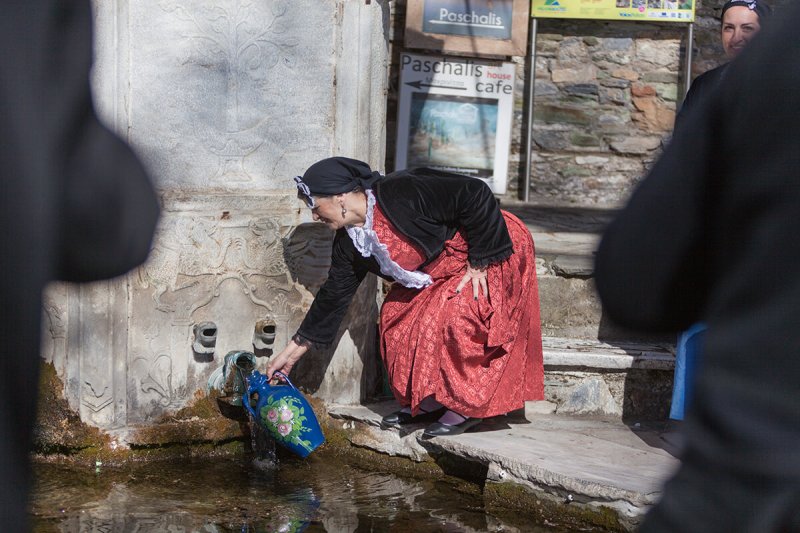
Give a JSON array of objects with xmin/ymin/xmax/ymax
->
[{"xmin": 346, "ymin": 190, "xmax": 432, "ymax": 289}]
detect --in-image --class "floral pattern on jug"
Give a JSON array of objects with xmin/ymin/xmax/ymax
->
[{"xmin": 259, "ymin": 395, "xmax": 314, "ymax": 454}]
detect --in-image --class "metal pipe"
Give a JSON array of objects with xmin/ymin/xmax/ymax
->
[
  {"xmin": 253, "ymin": 319, "xmax": 277, "ymax": 350},
  {"xmin": 523, "ymin": 17, "xmax": 538, "ymax": 203},
  {"xmin": 192, "ymin": 321, "xmax": 217, "ymax": 361},
  {"xmin": 684, "ymin": 22, "xmax": 694, "ymax": 100}
]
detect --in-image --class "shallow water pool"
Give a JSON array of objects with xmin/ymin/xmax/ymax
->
[{"xmin": 29, "ymin": 454, "xmax": 577, "ymax": 532}]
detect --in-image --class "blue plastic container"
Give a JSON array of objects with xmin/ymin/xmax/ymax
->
[
  {"xmin": 242, "ymin": 370, "xmax": 325, "ymax": 458},
  {"xmin": 669, "ymin": 323, "xmax": 706, "ymax": 420}
]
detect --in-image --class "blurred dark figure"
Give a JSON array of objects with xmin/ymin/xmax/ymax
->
[
  {"xmin": 668, "ymin": 0, "xmax": 770, "ymax": 423},
  {"xmin": 595, "ymin": 2, "xmax": 800, "ymax": 531},
  {"xmin": 0, "ymin": 2, "xmax": 159, "ymax": 531}
]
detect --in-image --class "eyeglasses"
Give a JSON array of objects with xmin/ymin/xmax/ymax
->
[{"xmin": 294, "ymin": 176, "xmax": 316, "ymax": 209}]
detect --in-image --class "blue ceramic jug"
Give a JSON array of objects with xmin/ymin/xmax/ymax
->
[{"xmin": 242, "ymin": 370, "xmax": 325, "ymax": 458}]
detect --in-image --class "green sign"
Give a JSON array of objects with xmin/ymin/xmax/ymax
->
[{"xmin": 532, "ymin": 0, "xmax": 694, "ymax": 22}]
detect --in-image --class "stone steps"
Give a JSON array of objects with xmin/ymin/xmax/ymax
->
[
  {"xmin": 500, "ymin": 202, "xmax": 676, "ymax": 420},
  {"xmin": 541, "ymin": 337, "xmax": 674, "ymax": 421},
  {"xmin": 504, "ymin": 200, "xmax": 630, "ymax": 341},
  {"xmin": 543, "ymin": 337, "xmax": 673, "ymax": 371}
]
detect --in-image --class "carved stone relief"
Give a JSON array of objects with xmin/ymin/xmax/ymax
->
[
  {"xmin": 77, "ymin": 280, "xmax": 128, "ymax": 428},
  {"xmin": 43, "ymin": 0, "xmax": 387, "ymax": 433},
  {"xmin": 128, "ymin": 0, "xmax": 337, "ymax": 188},
  {"xmin": 137, "ymin": 211, "xmax": 294, "ymax": 318},
  {"xmin": 41, "ymin": 279, "xmax": 130, "ymax": 428},
  {"xmin": 159, "ymin": 0, "xmax": 299, "ymax": 182},
  {"xmin": 127, "ymin": 196, "xmax": 326, "ymax": 421},
  {"xmin": 41, "ymin": 284, "xmax": 68, "ymax": 375}
]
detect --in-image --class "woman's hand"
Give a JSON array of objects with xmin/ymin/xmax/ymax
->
[
  {"xmin": 455, "ymin": 264, "xmax": 489, "ymax": 301},
  {"xmin": 265, "ymin": 339, "xmax": 309, "ymax": 380}
]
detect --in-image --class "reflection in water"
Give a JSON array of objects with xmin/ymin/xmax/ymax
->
[{"xmin": 30, "ymin": 456, "xmax": 569, "ymax": 532}]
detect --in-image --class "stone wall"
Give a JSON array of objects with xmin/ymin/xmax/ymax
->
[
  {"xmin": 387, "ymin": 0, "xmax": 791, "ymax": 207},
  {"xmin": 41, "ymin": 0, "xmax": 390, "ymax": 432},
  {"xmin": 524, "ymin": 22, "xmax": 681, "ymax": 205}
]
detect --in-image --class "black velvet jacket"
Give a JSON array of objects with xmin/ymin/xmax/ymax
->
[{"xmin": 295, "ymin": 168, "xmax": 513, "ymax": 346}]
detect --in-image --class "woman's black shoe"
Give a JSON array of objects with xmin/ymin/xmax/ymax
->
[
  {"xmin": 380, "ymin": 407, "xmax": 444, "ymax": 429},
  {"xmin": 422, "ymin": 417, "xmax": 483, "ymax": 438}
]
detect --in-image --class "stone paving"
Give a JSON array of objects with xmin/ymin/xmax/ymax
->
[{"xmin": 328, "ymin": 400, "xmax": 681, "ymax": 530}]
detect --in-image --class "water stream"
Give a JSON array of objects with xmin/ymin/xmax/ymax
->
[{"xmin": 29, "ymin": 455, "xmax": 575, "ymax": 532}]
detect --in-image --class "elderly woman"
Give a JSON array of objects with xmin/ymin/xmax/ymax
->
[
  {"xmin": 266, "ymin": 157, "xmax": 543, "ymax": 437},
  {"xmin": 677, "ymin": 0, "xmax": 770, "ymax": 120}
]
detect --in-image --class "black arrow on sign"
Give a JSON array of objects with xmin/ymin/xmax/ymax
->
[{"xmin": 405, "ymin": 80, "xmax": 467, "ymax": 91}]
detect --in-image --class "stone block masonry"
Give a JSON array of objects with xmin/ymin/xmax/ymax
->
[{"xmin": 387, "ymin": 0, "xmax": 794, "ymax": 207}]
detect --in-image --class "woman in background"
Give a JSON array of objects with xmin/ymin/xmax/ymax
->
[{"xmin": 677, "ymin": 0, "xmax": 771, "ymax": 120}]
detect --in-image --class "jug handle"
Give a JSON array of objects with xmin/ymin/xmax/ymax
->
[
  {"xmin": 243, "ymin": 371, "xmax": 298, "ymax": 421},
  {"xmin": 273, "ymin": 370, "xmax": 298, "ymax": 390},
  {"xmin": 242, "ymin": 388, "xmax": 257, "ymax": 420}
]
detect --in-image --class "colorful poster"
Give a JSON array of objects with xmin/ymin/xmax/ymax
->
[
  {"xmin": 395, "ymin": 53, "xmax": 515, "ymax": 194},
  {"xmin": 531, "ymin": 0, "xmax": 695, "ymax": 22},
  {"xmin": 422, "ymin": 0, "xmax": 514, "ymax": 40},
  {"xmin": 407, "ymin": 93, "xmax": 499, "ymax": 176}
]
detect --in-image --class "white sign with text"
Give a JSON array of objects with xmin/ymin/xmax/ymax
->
[{"xmin": 395, "ymin": 52, "xmax": 516, "ymax": 194}]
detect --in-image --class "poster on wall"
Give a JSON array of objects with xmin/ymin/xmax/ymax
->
[
  {"xmin": 405, "ymin": 0, "xmax": 530, "ymax": 57},
  {"xmin": 395, "ymin": 52, "xmax": 515, "ymax": 194},
  {"xmin": 531, "ymin": 0, "xmax": 695, "ymax": 22}
]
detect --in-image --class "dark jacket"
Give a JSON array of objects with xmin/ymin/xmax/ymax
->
[
  {"xmin": 675, "ymin": 63, "xmax": 729, "ymax": 125},
  {"xmin": 296, "ymin": 168, "xmax": 513, "ymax": 346},
  {"xmin": 595, "ymin": 6, "xmax": 800, "ymax": 530}
]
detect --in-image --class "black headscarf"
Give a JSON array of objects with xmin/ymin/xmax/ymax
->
[
  {"xmin": 721, "ymin": 0, "xmax": 772, "ymax": 21},
  {"xmin": 296, "ymin": 157, "xmax": 383, "ymax": 198}
]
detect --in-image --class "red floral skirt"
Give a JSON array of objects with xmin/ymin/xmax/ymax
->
[{"xmin": 379, "ymin": 211, "xmax": 543, "ymax": 418}]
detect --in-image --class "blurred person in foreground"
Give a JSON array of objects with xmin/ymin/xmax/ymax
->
[
  {"xmin": 594, "ymin": 2, "xmax": 800, "ymax": 531},
  {"xmin": 1, "ymin": 1, "xmax": 160, "ymax": 531},
  {"xmin": 668, "ymin": 0, "xmax": 770, "ymax": 423}
]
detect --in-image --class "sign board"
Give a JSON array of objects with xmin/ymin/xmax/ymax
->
[
  {"xmin": 531, "ymin": 0, "xmax": 695, "ymax": 22},
  {"xmin": 405, "ymin": 0, "xmax": 530, "ymax": 57},
  {"xmin": 395, "ymin": 53, "xmax": 515, "ymax": 194}
]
